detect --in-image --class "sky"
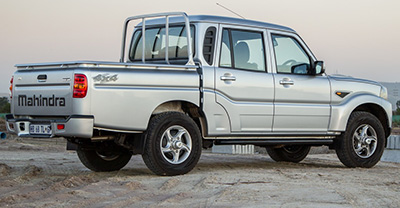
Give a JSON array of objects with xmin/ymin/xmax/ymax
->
[{"xmin": 1, "ymin": 0, "xmax": 399, "ymax": 93}]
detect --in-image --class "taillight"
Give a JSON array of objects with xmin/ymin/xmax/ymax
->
[
  {"xmin": 73, "ymin": 74, "xmax": 88, "ymax": 98},
  {"xmin": 9, "ymin": 76, "xmax": 13, "ymax": 98}
]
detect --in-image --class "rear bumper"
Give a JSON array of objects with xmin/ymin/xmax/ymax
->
[{"xmin": 5, "ymin": 114, "xmax": 94, "ymax": 138}]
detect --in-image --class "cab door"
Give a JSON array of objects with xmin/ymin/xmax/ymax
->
[
  {"xmin": 267, "ymin": 31, "xmax": 331, "ymax": 132},
  {"xmin": 215, "ymin": 25, "xmax": 274, "ymax": 132}
]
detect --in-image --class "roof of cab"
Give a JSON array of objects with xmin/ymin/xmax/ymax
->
[{"xmin": 135, "ymin": 15, "xmax": 296, "ymax": 33}]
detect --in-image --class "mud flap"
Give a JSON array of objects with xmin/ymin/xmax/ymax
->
[{"xmin": 66, "ymin": 141, "xmax": 78, "ymax": 151}]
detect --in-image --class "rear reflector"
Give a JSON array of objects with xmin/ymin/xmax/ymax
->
[
  {"xmin": 73, "ymin": 74, "xmax": 88, "ymax": 98},
  {"xmin": 57, "ymin": 124, "xmax": 65, "ymax": 130}
]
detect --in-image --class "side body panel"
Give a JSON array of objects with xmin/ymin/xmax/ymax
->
[
  {"xmin": 272, "ymin": 73, "xmax": 331, "ymax": 132},
  {"xmin": 214, "ymin": 68, "xmax": 275, "ymax": 132},
  {"xmin": 89, "ymin": 67, "xmax": 200, "ymax": 131},
  {"xmin": 329, "ymin": 76, "xmax": 392, "ymax": 131}
]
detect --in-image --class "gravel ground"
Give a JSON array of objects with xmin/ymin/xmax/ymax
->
[{"xmin": 0, "ymin": 137, "xmax": 399, "ymax": 208}]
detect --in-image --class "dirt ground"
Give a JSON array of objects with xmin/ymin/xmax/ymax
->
[{"xmin": 0, "ymin": 136, "xmax": 398, "ymax": 208}]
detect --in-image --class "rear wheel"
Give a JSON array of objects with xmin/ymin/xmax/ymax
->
[
  {"xmin": 77, "ymin": 144, "xmax": 132, "ymax": 172},
  {"xmin": 266, "ymin": 145, "xmax": 311, "ymax": 163},
  {"xmin": 142, "ymin": 112, "xmax": 202, "ymax": 176},
  {"xmin": 335, "ymin": 111, "xmax": 385, "ymax": 168}
]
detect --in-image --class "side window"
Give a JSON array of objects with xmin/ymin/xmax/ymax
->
[
  {"xmin": 272, "ymin": 34, "xmax": 311, "ymax": 74},
  {"xmin": 219, "ymin": 29, "xmax": 232, "ymax": 68},
  {"xmin": 129, "ymin": 26, "xmax": 194, "ymax": 63},
  {"xmin": 219, "ymin": 29, "xmax": 266, "ymax": 72}
]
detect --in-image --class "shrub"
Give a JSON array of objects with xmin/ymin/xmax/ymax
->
[{"xmin": 0, "ymin": 97, "xmax": 10, "ymax": 113}]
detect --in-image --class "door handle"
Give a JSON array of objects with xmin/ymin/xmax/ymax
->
[
  {"xmin": 220, "ymin": 73, "xmax": 236, "ymax": 81},
  {"xmin": 279, "ymin": 78, "xmax": 294, "ymax": 85},
  {"xmin": 37, "ymin": 74, "xmax": 47, "ymax": 82},
  {"xmin": 220, "ymin": 76, "xmax": 236, "ymax": 81}
]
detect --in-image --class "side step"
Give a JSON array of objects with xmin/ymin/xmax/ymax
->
[{"xmin": 214, "ymin": 139, "xmax": 334, "ymax": 146}]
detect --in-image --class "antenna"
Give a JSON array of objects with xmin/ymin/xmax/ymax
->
[{"xmin": 216, "ymin": 3, "xmax": 246, "ymax": 19}]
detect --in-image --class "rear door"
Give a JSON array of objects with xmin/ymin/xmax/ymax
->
[
  {"xmin": 215, "ymin": 25, "xmax": 274, "ymax": 132},
  {"xmin": 267, "ymin": 31, "xmax": 331, "ymax": 132}
]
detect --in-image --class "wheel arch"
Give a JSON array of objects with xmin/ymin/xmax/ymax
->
[
  {"xmin": 330, "ymin": 96, "xmax": 392, "ymax": 139},
  {"xmin": 151, "ymin": 100, "xmax": 207, "ymax": 137},
  {"xmin": 352, "ymin": 103, "xmax": 391, "ymax": 138}
]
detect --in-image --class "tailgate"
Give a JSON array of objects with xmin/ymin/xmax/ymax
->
[{"xmin": 12, "ymin": 69, "xmax": 74, "ymax": 116}]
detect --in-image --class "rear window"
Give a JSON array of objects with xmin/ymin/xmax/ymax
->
[{"xmin": 129, "ymin": 25, "xmax": 195, "ymax": 63}]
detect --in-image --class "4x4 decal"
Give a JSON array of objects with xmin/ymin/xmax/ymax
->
[{"xmin": 93, "ymin": 74, "xmax": 118, "ymax": 83}]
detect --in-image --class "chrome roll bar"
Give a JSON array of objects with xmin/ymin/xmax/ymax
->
[{"xmin": 120, "ymin": 12, "xmax": 195, "ymax": 66}]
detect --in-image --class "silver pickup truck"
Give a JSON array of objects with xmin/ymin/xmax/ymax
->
[{"xmin": 6, "ymin": 12, "xmax": 392, "ymax": 176}]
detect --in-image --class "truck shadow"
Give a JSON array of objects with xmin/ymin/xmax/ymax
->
[
  {"xmin": 195, "ymin": 154, "xmax": 346, "ymax": 171},
  {"xmin": 118, "ymin": 153, "xmax": 347, "ymax": 176}
]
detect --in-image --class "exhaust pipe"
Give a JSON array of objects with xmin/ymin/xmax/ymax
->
[
  {"xmin": 0, "ymin": 132, "xmax": 6, "ymax": 139},
  {"xmin": 91, "ymin": 135, "xmax": 116, "ymax": 141}
]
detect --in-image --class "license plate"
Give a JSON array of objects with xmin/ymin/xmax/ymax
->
[{"xmin": 29, "ymin": 124, "xmax": 52, "ymax": 135}]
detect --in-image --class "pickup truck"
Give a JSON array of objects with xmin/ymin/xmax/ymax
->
[{"xmin": 6, "ymin": 12, "xmax": 392, "ymax": 176}]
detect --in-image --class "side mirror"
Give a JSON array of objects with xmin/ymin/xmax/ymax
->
[
  {"xmin": 314, "ymin": 61, "xmax": 325, "ymax": 75},
  {"xmin": 291, "ymin": 63, "xmax": 309, "ymax": 75}
]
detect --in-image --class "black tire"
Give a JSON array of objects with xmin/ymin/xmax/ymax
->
[
  {"xmin": 335, "ymin": 111, "xmax": 385, "ymax": 168},
  {"xmin": 266, "ymin": 145, "xmax": 311, "ymax": 163},
  {"xmin": 77, "ymin": 145, "xmax": 132, "ymax": 172},
  {"xmin": 142, "ymin": 112, "xmax": 202, "ymax": 176}
]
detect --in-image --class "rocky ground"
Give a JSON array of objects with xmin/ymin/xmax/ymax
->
[{"xmin": 0, "ymin": 119, "xmax": 399, "ymax": 207}]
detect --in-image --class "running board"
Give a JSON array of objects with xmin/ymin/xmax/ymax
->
[{"xmin": 214, "ymin": 139, "xmax": 334, "ymax": 146}]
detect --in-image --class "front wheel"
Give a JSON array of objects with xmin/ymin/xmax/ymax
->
[
  {"xmin": 266, "ymin": 145, "xmax": 311, "ymax": 163},
  {"xmin": 335, "ymin": 111, "xmax": 386, "ymax": 168},
  {"xmin": 77, "ymin": 145, "xmax": 132, "ymax": 172},
  {"xmin": 142, "ymin": 112, "xmax": 202, "ymax": 176}
]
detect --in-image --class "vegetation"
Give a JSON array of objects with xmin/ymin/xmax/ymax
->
[
  {"xmin": 392, "ymin": 100, "xmax": 400, "ymax": 127},
  {"xmin": 395, "ymin": 100, "xmax": 400, "ymax": 116},
  {"xmin": 0, "ymin": 97, "xmax": 10, "ymax": 113}
]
